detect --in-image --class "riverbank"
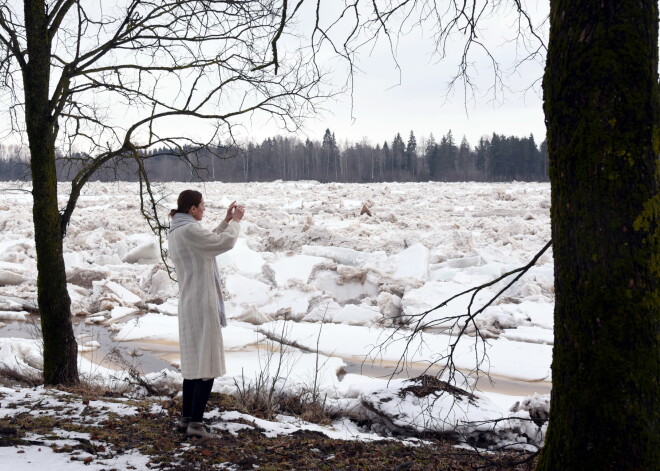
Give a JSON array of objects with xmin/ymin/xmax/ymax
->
[
  {"xmin": 0, "ymin": 384, "xmax": 538, "ymax": 470},
  {"xmin": 1, "ymin": 181, "xmax": 553, "ymax": 457}
]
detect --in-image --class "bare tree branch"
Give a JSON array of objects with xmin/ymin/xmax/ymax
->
[
  {"xmin": 0, "ymin": 4, "xmax": 26, "ymax": 69},
  {"xmin": 47, "ymin": 0, "xmax": 76, "ymax": 42},
  {"xmin": 369, "ymin": 239, "xmax": 552, "ymax": 388}
]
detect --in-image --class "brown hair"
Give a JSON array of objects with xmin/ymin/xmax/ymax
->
[{"xmin": 169, "ymin": 189, "xmax": 203, "ymax": 218}]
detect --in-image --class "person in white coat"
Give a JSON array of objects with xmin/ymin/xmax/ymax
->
[{"xmin": 168, "ymin": 189, "xmax": 244, "ymax": 438}]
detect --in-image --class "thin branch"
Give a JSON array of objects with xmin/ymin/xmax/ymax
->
[
  {"xmin": 59, "ymin": 146, "xmax": 129, "ymax": 236},
  {"xmin": 47, "ymin": 0, "xmax": 76, "ymax": 42},
  {"xmin": 372, "ymin": 239, "xmax": 553, "ymax": 388},
  {"xmin": 133, "ymin": 148, "xmax": 174, "ymax": 275},
  {"xmin": 0, "ymin": 5, "xmax": 26, "ymax": 70},
  {"xmin": 252, "ymin": 0, "xmax": 287, "ymax": 73}
]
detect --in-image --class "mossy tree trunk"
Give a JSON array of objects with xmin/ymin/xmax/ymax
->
[
  {"xmin": 23, "ymin": 0, "xmax": 78, "ymax": 385},
  {"xmin": 537, "ymin": 1, "xmax": 659, "ymax": 469}
]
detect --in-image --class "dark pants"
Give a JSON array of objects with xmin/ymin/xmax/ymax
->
[{"xmin": 182, "ymin": 378, "xmax": 214, "ymax": 422}]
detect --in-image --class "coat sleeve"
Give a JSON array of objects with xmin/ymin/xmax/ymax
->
[
  {"xmin": 213, "ymin": 220, "xmax": 230, "ymax": 234},
  {"xmin": 184, "ymin": 221, "xmax": 240, "ymax": 256}
]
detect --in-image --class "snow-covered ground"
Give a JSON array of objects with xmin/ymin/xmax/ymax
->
[{"xmin": 0, "ymin": 180, "xmax": 552, "ymax": 448}]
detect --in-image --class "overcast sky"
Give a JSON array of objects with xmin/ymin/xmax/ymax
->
[
  {"xmin": 0, "ymin": 2, "xmax": 550, "ymax": 152},
  {"xmin": 244, "ymin": 2, "xmax": 550, "ymax": 148}
]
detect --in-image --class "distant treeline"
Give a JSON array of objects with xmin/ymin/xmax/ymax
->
[{"xmin": 0, "ymin": 129, "xmax": 548, "ymax": 183}]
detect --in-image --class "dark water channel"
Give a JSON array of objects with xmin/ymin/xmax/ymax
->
[
  {"xmin": 0, "ymin": 314, "xmax": 176, "ymax": 375},
  {"xmin": 342, "ymin": 359, "xmax": 551, "ymax": 396},
  {"xmin": 2, "ymin": 315, "xmax": 550, "ymax": 397}
]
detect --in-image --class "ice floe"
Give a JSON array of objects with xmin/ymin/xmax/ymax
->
[{"xmin": 0, "ymin": 180, "xmax": 554, "ymax": 447}]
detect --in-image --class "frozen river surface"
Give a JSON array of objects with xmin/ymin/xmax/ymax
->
[{"xmin": 0, "ymin": 180, "xmax": 553, "ymax": 446}]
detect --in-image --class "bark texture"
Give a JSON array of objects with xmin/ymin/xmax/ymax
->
[
  {"xmin": 537, "ymin": 1, "xmax": 659, "ymax": 469},
  {"xmin": 23, "ymin": 0, "xmax": 78, "ymax": 385}
]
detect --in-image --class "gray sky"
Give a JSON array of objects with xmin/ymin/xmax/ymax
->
[
  {"xmin": 0, "ymin": 1, "xmax": 549, "ymax": 152},
  {"xmin": 243, "ymin": 2, "xmax": 550, "ymax": 148}
]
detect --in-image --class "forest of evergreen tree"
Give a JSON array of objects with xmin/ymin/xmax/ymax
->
[{"xmin": 0, "ymin": 129, "xmax": 548, "ymax": 183}]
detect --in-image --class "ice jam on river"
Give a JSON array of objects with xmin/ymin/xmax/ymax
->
[{"xmin": 0, "ymin": 181, "xmax": 553, "ymax": 449}]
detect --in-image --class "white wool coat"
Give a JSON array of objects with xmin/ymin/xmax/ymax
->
[{"xmin": 168, "ymin": 219, "xmax": 240, "ymax": 379}]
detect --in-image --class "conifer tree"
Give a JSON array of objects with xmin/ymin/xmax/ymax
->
[{"xmin": 406, "ymin": 131, "xmax": 417, "ymax": 176}]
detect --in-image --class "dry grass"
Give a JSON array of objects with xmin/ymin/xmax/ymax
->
[
  {"xmin": 0, "ymin": 388, "xmax": 539, "ymax": 471},
  {"xmin": 0, "ymin": 364, "xmax": 42, "ymax": 388},
  {"xmin": 232, "ymin": 374, "xmax": 333, "ymax": 424}
]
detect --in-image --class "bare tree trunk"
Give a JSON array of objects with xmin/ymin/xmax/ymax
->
[
  {"xmin": 23, "ymin": 0, "xmax": 78, "ymax": 385},
  {"xmin": 537, "ymin": 1, "xmax": 659, "ymax": 469}
]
